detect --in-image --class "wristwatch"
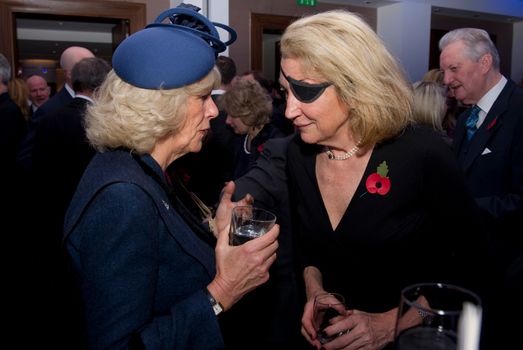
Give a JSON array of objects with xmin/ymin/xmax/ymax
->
[{"xmin": 205, "ymin": 288, "xmax": 224, "ymax": 316}]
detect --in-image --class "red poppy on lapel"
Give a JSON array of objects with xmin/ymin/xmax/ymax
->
[
  {"xmin": 365, "ymin": 161, "xmax": 391, "ymax": 196},
  {"xmin": 486, "ymin": 117, "xmax": 498, "ymax": 131},
  {"xmin": 257, "ymin": 143, "xmax": 265, "ymax": 153}
]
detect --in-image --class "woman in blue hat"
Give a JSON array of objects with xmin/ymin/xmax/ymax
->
[{"xmin": 63, "ymin": 6, "xmax": 279, "ymax": 349}]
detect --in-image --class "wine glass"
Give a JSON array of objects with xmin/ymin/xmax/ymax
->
[
  {"xmin": 313, "ymin": 292, "xmax": 347, "ymax": 345},
  {"xmin": 394, "ymin": 282, "xmax": 482, "ymax": 350},
  {"xmin": 229, "ymin": 206, "xmax": 276, "ymax": 246}
]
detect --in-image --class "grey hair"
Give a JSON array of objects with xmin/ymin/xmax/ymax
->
[
  {"xmin": 0, "ymin": 54, "xmax": 12, "ymax": 85},
  {"xmin": 439, "ymin": 28, "xmax": 500, "ymax": 70},
  {"xmin": 219, "ymin": 78, "xmax": 272, "ymax": 128},
  {"xmin": 72, "ymin": 57, "xmax": 111, "ymax": 93}
]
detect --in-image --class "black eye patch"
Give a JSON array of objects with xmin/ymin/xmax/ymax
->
[{"xmin": 281, "ymin": 69, "xmax": 331, "ymax": 103}]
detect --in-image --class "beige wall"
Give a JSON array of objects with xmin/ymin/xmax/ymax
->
[
  {"xmin": 137, "ymin": 0, "xmax": 514, "ymax": 80},
  {"xmin": 229, "ymin": 0, "xmax": 377, "ymax": 75},
  {"xmin": 124, "ymin": 0, "xmax": 169, "ymax": 24}
]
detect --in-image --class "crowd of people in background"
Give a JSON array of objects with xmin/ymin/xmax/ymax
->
[{"xmin": 1, "ymin": 3, "xmax": 522, "ymax": 350}]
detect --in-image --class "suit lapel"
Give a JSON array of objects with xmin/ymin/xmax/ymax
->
[
  {"xmin": 461, "ymin": 81, "xmax": 514, "ymax": 172},
  {"xmin": 453, "ymin": 110, "xmax": 468, "ymax": 157}
]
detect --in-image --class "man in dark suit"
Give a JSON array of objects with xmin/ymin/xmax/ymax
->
[
  {"xmin": 440, "ymin": 27, "xmax": 523, "ymax": 349},
  {"xmin": 0, "ymin": 54, "xmax": 27, "ymax": 180},
  {"xmin": 31, "ymin": 57, "xmax": 111, "ymax": 349},
  {"xmin": 26, "ymin": 74, "xmax": 50, "ymax": 116},
  {"xmin": 0, "ymin": 53, "xmax": 27, "ymax": 231},
  {"xmin": 1, "ymin": 52, "xmax": 28, "ymax": 347},
  {"xmin": 16, "ymin": 46, "xmax": 94, "ymax": 174}
]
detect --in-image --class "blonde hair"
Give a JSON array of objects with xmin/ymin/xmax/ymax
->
[
  {"xmin": 86, "ymin": 68, "xmax": 220, "ymax": 153},
  {"xmin": 422, "ymin": 69, "xmax": 444, "ymax": 85},
  {"xmin": 412, "ymin": 81, "xmax": 447, "ymax": 132},
  {"xmin": 219, "ymin": 79, "xmax": 272, "ymax": 128},
  {"xmin": 8, "ymin": 77, "xmax": 30, "ymax": 120},
  {"xmin": 280, "ymin": 9, "xmax": 413, "ymax": 147}
]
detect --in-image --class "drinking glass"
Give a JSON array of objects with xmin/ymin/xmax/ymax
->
[
  {"xmin": 394, "ymin": 282, "xmax": 482, "ymax": 350},
  {"xmin": 229, "ymin": 206, "xmax": 276, "ymax": 246},
  {"xmin": 313, "ymin": 292, "xmax": 347, "ymax": 344}
]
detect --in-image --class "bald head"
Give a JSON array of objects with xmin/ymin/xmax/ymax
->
[
  {"xmin": 26, "ymin": 74, "xmax": 50, "ymax": 108},
  {"xmin": 60, "ymin": 46, "xmax": 95, "ymax": 85}
]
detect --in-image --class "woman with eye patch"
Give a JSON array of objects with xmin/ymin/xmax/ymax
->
[{"xmin": 276, "ymin": 10, "xmax": 488, "ymax": 350}]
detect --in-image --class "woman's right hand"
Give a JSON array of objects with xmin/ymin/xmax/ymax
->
[
  {"xmin": 301, "ymin": 296, "xmax": 317, "ymax": 346},
  {"xmin": 301, "ymin": 267, "xmax": 327, "ymax": 348},
  {"xmin": 301, "ymin": 288, "xmax": 329, "ymax": 347},
  {"xmin": 207, "ymin": 222, "xmax": 279, "ymax": 311}
]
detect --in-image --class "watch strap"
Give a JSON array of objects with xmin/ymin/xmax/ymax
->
[{"xmin": 205, "ymin": 288, "xmax": 223, "ymax": 316}]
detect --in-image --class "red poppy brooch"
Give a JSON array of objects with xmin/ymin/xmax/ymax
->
[
  {"xmin": 486, "ymin": 117, "xmax": 498, "ymax": 131},
  {"xmin": 364, "ymin": 161, "xmax": 391, "ymax": 196}
]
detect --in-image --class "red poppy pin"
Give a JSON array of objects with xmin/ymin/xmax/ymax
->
[
  {"xmin": 364, "ymin": 161, "xmax": 391, "ymax": 196},
  {"xmin": 257, "ymin": 143, "xmax": 265, "ymax": 153},
  {"xmin": 487, "ymin": 117, "xmax": 498, "ymax": 131}
]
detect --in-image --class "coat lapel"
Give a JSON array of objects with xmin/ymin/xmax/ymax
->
[
  {"xmin": 460, "ymin": 81, "xmax": 514, "ymax": 173},
  {"xmin": 151, "ymin": 180, "xmax": 216, "ymax": 277}
]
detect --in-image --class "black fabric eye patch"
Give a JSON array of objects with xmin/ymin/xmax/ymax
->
[{"xmin": 281, "ymin": 69, "xmax": 331, "ymax": 103}]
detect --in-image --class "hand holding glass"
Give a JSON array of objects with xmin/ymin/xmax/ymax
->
[
  {"xmin": 313, "ymin": 292, "xmax": 347, "ymax": 344},
  {"xmin": 229, "ymin": 206, "xmax": 276, "ymax": 246}
]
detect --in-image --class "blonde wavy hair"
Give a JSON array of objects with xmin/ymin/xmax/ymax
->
[
  {"xmin": 280, "ymin": 10, "xmax": 413, "ymax": 147},
  {"xmin": 412, "ymin": 81, "xmax": 447, "ymax": 132},
  {"xmin": 422, "ymin": 69, "xmax": 444, "ymax": 85},
  {"xmin": 86, "ymin": 68, "xmax": 220, "ymax": 153},
  {"xmin": 8, "ymin": 77, "xmax": 30, "ymax": 120}
]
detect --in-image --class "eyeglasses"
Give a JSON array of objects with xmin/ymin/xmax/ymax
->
[{"xmin": 280, "ymin": 69, "xmax": 331, "ymax": 103}]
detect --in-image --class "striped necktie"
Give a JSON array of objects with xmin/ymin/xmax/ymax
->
[{"xmin": 465, "ymin": 105, "xmax": 481, "ymax": 141}]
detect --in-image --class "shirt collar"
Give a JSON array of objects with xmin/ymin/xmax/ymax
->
[
  {"xmin": 64, "ymin": 83, "xmax": 75, "ymax": 98},
  {"xmin": 475, "ymin": 75, "xmax": 507, "ymax": 126},
  {"xmin": 476, "ymin": 75, "xmax": 507, "ymax": 114},
  {"xmin": 75, "ymin": 94, "xmax": 94, "ymax": 104}
]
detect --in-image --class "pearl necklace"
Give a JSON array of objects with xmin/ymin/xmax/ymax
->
[{"xmin": 324, "ymin": 145, "xmax": 359, "ymax": 160}]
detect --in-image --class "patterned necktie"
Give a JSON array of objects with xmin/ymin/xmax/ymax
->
[{"xmin": 465, "ymin": 105, "xmax": 481, "ymax": 141}]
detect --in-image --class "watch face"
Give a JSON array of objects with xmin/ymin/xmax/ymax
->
[
  {"xmin": 212, "ymin": 302, "xmax": 223, "ymax": 315},
  {"xmin": 206, "ymin": 288, "xmax": 223, "ymax": 316}
]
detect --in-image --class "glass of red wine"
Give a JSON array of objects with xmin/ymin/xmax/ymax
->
[{"xmin": 313, "ymin": 292, "xmax": 348, "ymax": 344}]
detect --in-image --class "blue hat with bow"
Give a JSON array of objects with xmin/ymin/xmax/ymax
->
[{"xmin": 112, "ymin": 4, "xmax": 237, "ymax": 89}]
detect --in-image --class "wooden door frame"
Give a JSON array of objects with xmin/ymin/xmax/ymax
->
[
  {"xmin": 0, "ymin": 0, "xmax": 146, "ymax": 71},
  {"xmin": 250, "ymin": 13, "xmax": 296, "ymax": 72}
]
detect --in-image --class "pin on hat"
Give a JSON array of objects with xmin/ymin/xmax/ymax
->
[{"xmin": 112, "ymin": 4, "xmax": 237, "ymax": 90}]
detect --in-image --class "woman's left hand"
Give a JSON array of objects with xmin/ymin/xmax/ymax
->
[
  {"xmin": 213, "ymin": 181, "xmax": 253, "ymax": 237},
  {"xmin": 320, "ymin": 308, "xmax": 397, "ymax": 350}
]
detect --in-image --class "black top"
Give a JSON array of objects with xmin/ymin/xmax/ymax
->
[
  {"xmin": 287, "ymin": 125, "xmax": 487, "ymax": 312},
  {"xmin": 232, "ymin": 123, "xmax": 286, "ymax": 179},
  {"xmin": 0, "ymin": 92, "xmax": 26, "ymax": 172}
]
